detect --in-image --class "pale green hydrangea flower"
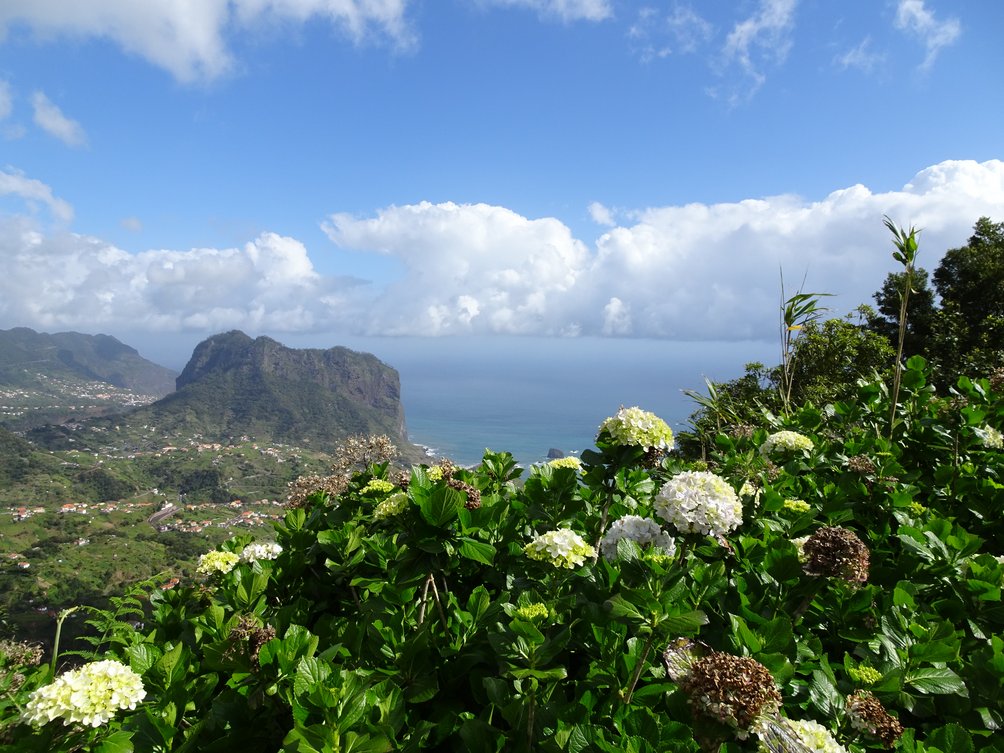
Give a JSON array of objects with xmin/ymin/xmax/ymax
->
[
  {"xmin": 655, "ymin": 471, "xmax": 742, "ymax": 537},
  {"xmin": 783, "ymin": 498, "xmax": 811, "ymax": 514},
  {"xmin": 361, "ymin": 479, "xmax": 396, "ymax": 495},
  {"xmin": 760, "ymin": 430, "xmax": 814, "ymax": 458},
  {"xmin": 426, "ymin": 466, "xmax": 445, "ymax": 482},
  {"xmin": 241, "ymin": 542, "xmax": 282, "ymax": 562},
  {"xmin": 524, "ymin": 529, "xmax": 596, "ymax": 569},
  {"xmin": 373, "ymin": 491, "xmax": 410, "ymax": 520},
  {"xmin": 197, "ymin": 549, "xmax": 240, "ymax": 575},
  {"xmin": 547, "ymin": 456, "xmax": 582, "ymax": 470},
  {"xmin": 791, "ymin": 536, "xmax": 810, "ymax": 562},
  {"xmin": 514, "ymin": 603, "xmax": 550, "ymax": 622},
  {"xmin": 976, "ymin": 425, "xmax": 1003, "ymax": 449},
  {"xmin": 758, "ymin": 718, "xmax": 848, "ymax": 753},
  {"xmin": 597, "ymin": 407, "xmax": 675, "ymax": 451},
  {"xmin": 22, "ymin": 659, "xmax": 146, "ymax": 728},
  {"xmin": 600, "ymin": 515, "xmax": 676, "ymax": 561}
]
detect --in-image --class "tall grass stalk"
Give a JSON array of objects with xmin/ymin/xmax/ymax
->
[{"xmin": 883, "ymin": 216, "xmax": 920, "ymax": 438}]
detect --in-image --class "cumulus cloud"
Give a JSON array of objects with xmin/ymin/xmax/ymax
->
[
  {"xmin": 717, "ymin": 0, "xmax": 798, "ymax": 102},
  {"xmin": 323, "ymin": 201, "xmax": 592, "ymax": 335},
  {"xmin": 481, "ymin": 0, "xmax": 612, "ymax": 23},
  {"xmin": 0, "ymin": 167, "xmax": 74, "ymax": 222},
  {"xmin": 1, "ymin": 161, "xmax": 1002, "ymax": 342},
  {"xmin": 894, "ymin": 0, "xmax": 960, "ymax": 70},
  {"xmin": 0, "ymin": 0, "xmax": 415, "ymax": 83},
  {"xmin": 31, "ymin": 91, "xmax": 87, "ymax": 147},
  {"xmin": 0, "ymin": 226, "xmax": 366, "ymax": 333}
]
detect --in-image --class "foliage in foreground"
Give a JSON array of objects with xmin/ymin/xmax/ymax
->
[{"xmin": 2, "ymin": 359, "xmax": 1004, "ymax": 752}]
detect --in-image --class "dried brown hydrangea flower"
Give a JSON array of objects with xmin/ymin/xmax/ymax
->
[
  {"xmin": 682, "ymin": 651, "xmax": 782, "ymax": 737},
  {"xmin": 229, "ymin": 616, "xmax": 277, "ymax": 671},
  {"xmin": 447, "ymin": 476, "xmax": 482, "ymax": 510},
  {"xmin": 286, "ymin": 434, "xmax": 399, "ymax": 508},
  {"xmin": 846, "ymin": 690, "xmax": 904, "ymax": 747},
  {"xmin": 989, "ymin": 367, "xmax": 1004, "ymax": 395},
  {"xmin": 846, "ymin": 455, "xmax": 877, "ymax": 475},
  {"xmin": 802, "ymin": 526, "xmax": 870, "ymax": 584}
]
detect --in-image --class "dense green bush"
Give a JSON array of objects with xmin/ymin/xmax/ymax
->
[{"xmin": 2, "ymin": 358, "xmax": 1003, "ymax": 752}]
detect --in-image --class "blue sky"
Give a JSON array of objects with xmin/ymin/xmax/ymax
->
[{"xmin": 1, "ymin": 0, "xmax": 1002, "ymax": 368}]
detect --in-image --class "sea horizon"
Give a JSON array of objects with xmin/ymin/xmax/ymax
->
[{"xmin": 373, "ymin": 336, "xmax": 777, "ymax": 469}]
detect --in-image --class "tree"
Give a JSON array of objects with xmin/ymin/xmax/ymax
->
[
  {"xmin": 867, "ymin": 267, "xmax": 937, "ymax": 359},
  {"xmin": 929, "ymin": 216, "xmax": 1004, "ymax": 378}
]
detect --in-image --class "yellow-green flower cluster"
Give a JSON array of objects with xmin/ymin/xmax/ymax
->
[
  {"xmin": 782, "ymin": 498, "xmax": 811, "ymax": 514},
  {"xmin": 241, "ymin": 542, "xmax": 282, "ymax": 562},
  {"xmin": 373, "ymin": 491, "xmax": 410, "ymax": 520},
  {"xmin": 547, "ymin": 456, "xmax": 582, "ymax": 470},
  {"xmin": 524, "ymin": 529, "xmax": 596, "ymax": 569},
  {"xmin": 361, "ymin": 478, "xmax": 396, "ymax": 495},
  {"xmin": 197, "ymin": 549, "xmax": 240, "ymax": 575},
  {"xmin": 976, "ymin": 425, "xmax": 1003, "ymax": 449},
  {"xmin": 597, "ymin": 407, "xmax": 675, "ymax": 451},
  {"xmin": 760, "ymin": 430, "xmax": 813, "ymax": 458},
  {"xmin": 22, "ymin": 659, "xmax": 146, "ymax": 728},
  {"xmin": 514, "ymin": 603, "xmax": 550, "ymax": 622},
  {"xmin": 426, "ymin": 466, "xmax": 445, "ymax": 482},
  {"xmin": 848, "ymin": 665, "xmax": 883, "ymax": 686}
]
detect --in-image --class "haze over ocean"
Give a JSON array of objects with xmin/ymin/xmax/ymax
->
[{"xmin": 371, "ymin": 337, "xmax": 777, "ymax": 468}]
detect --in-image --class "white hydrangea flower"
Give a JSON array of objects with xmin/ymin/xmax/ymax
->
[
  {"xmin": 524, "ymin": 529, "xmax": 596, "ymax": 569},
  {"xmin": 240, "ymin": 542, "xmax": 283, "ymax": 562},
  {"xmin": 760, "ymin": 430, "xmax": 814, "ymax": 458},
  {"xmin": 197, "ymin": 549, "xmax": 240, "ymax": 575},
  {"xmin": 22, "ymin": 659, "xmax": 146, "ymax": 728},
  {"xmin": 758, "ymin": 718, "xmax": 848, "ymax": 753},
  {"xmin": 976, "ymin": 425, "xmax": 1003, "ymax": 449},
  {"xmin": 654, "ymin": 471, "xmax": 742, "ymax": 537},
  {"xmin": 598, "ymin": 407, "xmax": 675, "ymax": 451},
  {"xmin": 600, "ymin": 515, "xmax": 676, "ymax": 561}
]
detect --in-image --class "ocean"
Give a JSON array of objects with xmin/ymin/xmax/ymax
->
[{"xmin": 365, "ymin": 337, "xmax": 777, "ymax": 469}]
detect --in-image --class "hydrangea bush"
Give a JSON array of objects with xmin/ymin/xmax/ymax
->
[{"xmin": 3, "ymin": 356, "xmax": 1004, "ymax": 752}]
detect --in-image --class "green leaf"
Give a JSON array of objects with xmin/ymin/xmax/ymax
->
[
  {"xmin": 294, "ymin": 656, "xmax": 332, "ymax": 697},
  {"xmin": 604, "ymin": 594, "xmax": 645, "ymax": 622},
  {"xmin": 924, "ymin": 724, "xmax": 974, "ymax": 753},
  {"xmin": 417, "ymin": 485, "xmax": 464, "ymax": 527},
  {"xmin": 906, "ymin": 667, "xmax": 968, "ymax": 696},
  {"xmin": 467, "ymin": 585, "xmax": 491, "ymax": 623},
  {"xmin": 458, "ymin": 537, "xmax": 496, "ymax": 565},
  {"xmin": 125, "ymin": 643, "xmax": 161, "ymax": 676},
  {"xmin": 94, "ymin": 730, "xmax": 135, "ymax": 753}
]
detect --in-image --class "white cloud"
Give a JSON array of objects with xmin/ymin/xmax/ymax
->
[
  {"xmin": 588, "ymin": 201, "xmax": 615, "ymax": 226},
  {"xmin": 628, "ymin": 5, "xmax": 712, "ymax": 62},
  {"xmin": 0, "ymin": 0, "xmax": 416, "ymax": 83},
  {"xmin": 835, "ymin": 37, "xmax": 886, "ymax": 73},
  {"xmin": 0, "ymin": 167, "xmax": 74, "ymax": 221},
  {"xmin": 481, "ymin": 0, "xmax": 612, "ymax": 23},
  {"xmin": 0, "ymin": 80, "xmax": 11, "ymax": 120},
  {"xmin": 31, "ymin": 91, "xmax": 87, "ymax": 147},
  {"xmin": 1, "ymin": 161, "xmax": 1002, "ymax": 342},
  {"xmin": 718, "ymin": 0, "xmax": 798, "ymax": 102},
  {"xmin": 894, "ymin": 0, "xmax": 960, "ymax": 71}
]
